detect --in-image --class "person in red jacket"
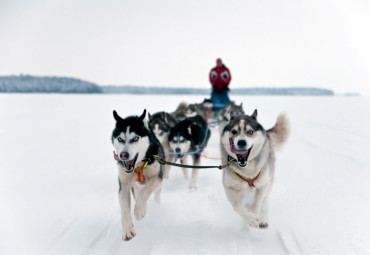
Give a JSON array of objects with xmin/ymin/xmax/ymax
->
[{"xmin": 209, "ymin": 58, "xmax": 231, "ymax": 109}]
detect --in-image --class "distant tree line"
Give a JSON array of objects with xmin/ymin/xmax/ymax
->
[
  {"xmin": 102, "ymin": 85, "xmax": 334, "ymax": 96},
  {"xmin": 0, "ymin": 75, "xmax": 102, "ymax": 93},
  {"xmin": 0, "ymin": 75, "xmax": 334, "ymax": 95}
]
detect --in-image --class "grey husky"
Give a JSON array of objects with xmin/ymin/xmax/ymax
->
[
  {"xmin": 148, "ymin": 111, "xmax": 178, "ymax": 178},
  {"xmin": 220, "ymin": 109, "xmax": 289, "ymax": 228},
  {"xmin": 111, "ymin": 109, "xmax": 164, "ymax": 241},
  {"xmin": 185, "ymin": 101, "xmax": 214, "ymax": 123},
  {"xmin": 218, "ymin": 101, "xmax": 244, "ymax": 135}
]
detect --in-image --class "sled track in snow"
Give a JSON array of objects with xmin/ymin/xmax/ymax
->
[{"xmin": 277, "ymin": 230, "xmax": 304, "ymax": 255}]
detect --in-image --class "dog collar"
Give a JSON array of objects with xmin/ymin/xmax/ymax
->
[{"xmin": 232, "ymin": 169, "xmax": 262, "ymax": 187}]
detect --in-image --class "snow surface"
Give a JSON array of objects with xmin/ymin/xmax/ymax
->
[{"xmin": 1, "ymin": 94, "xmax": 369, "ymax": 255}]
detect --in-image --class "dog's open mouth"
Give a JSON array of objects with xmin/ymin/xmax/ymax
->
[
  {"xmin": 229, "ymin": 138, "xmax": 252, "ymax": 167},
  {"xmin": 113, "ymin": 152, "xmax": 138, "ymax": 173},
  {"xmin": 175, "ymin": 154, "xmax": 184, "ymax": 159},
  {"xmin": 122, "ymin": 154, "xmax": 138, "ymax": 173}
]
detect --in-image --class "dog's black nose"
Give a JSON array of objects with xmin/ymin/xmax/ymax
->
[
  {"xmin": 237, "ymin": 140, "xmax": 247, "ymax": 148},
  {"xmin": 175, "ymin": 148, "xmax": 181, "ymax": 153},
  {"xmin": 120, "ymin": 151, "xmax": 129, "ymax": 160}
]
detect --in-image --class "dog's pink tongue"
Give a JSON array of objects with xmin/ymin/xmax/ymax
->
[
  {"xmin": 230, "ymin": 145, "xmax": 247, "ymax": 155},
  {"xmin": 229, "ymin": 137, "xmax": 234, "ymax": 146},
  {"xmin": 240, "ymin": 151, "xmax": 249, "ymax": 157},
  {"xmin": 229, "ymin": 138, "xmax": 237, "ymax": 154},
  {"xmin": 113, "ymin": 151, "xmax": 120, "ymax": 161},
  {"xmin": 126, "ymin": 159, "xmax": 135, "ymax": 170}
]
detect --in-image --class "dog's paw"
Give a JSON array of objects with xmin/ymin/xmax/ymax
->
[
  {"xmin": 134, "ymin": 203, "xmax": 147, "ymax": 221},
  {"xmin": 188, "ymin": 183, "xmax": 197, "ymax": 190},
  {"xmin": 247, "ymin": 216, "xmax": 259, "ymax": 228},
  {"xmin": 122, "ymin": 225, "xmax": 136, "ymax": 241},
  {"xmin": 259, "ymin": 222, "xmax": 269, "ymax": 229},
  {"xmin": 187, "ymin": 186, "xmax": 197, "ymax": 192}
]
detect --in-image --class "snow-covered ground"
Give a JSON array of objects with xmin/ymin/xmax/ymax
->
[{"xmin": 1, "ymin": 94, "xmax": 369, "ymax": 255}]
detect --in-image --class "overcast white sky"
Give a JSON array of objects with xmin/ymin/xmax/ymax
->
[{"xmin": 0, "ymin": 0, "xmax": 369, "ymax": 95}]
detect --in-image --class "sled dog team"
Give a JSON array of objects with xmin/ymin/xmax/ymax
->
[{"xmin": 111, "ymin": 100, "xmax": 290, "ymax": 241}]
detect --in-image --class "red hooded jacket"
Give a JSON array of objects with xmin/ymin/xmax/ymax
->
[{"xmin": 209, "ymin": 65, "xmax": 232, "ymax": 92}]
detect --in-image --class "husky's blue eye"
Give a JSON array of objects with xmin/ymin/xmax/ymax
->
[
  {"xmin": 247, "ymin": 130, "xmax": 254, "ymax": 135},
  {"xmin": 131, "ymin": 136, "xmax": 139, "ymax": 143},
  {"xmin": 117, "ymin": 137, "xmax": 124, "ymax": 143}
]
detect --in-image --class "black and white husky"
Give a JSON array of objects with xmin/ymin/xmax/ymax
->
[
  {"xmin": 111, "ymin": 109, "xmax": 164, "ymax": 241},
  {"xmin": 168, "ymin": 115, "xmax": 211, "ymax": 189},
  {"xmin": 148, "ymin": 111, "xmax": 178, "ymax": 178},
  {"xmin": 220, "ymin": 110, "xmax": 289, "ymax": 228}
]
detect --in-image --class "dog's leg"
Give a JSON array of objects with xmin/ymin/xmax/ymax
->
[
  {"xmin": 224, "ymin": 187, "xmax": 259, "ymax": 228},
  {"xmin": 258, "ymin": 198, "xmax": 269, "ymax": 228},
  {"xmin": 189, "ymin": 169, "xmax": 199, "ymax": 189},
  {"xmin": 181, "ymin": 156, "xmax": 189, "ymax": 179},
  {"xmin": 252, "ymin": 183, "xmax": 272, "ymax": 228},
  {"xmin": 132, "ymin": 182, "xmax": 144, "ymax": 202},
  {"xmin": 164, "ymin": 153, "xmax": 174, "ymax": 179},
  {"xmin": 189, "ymin": 154, "xmax": 200, "ymax": 189},
  {"xmin": 134, "ymin": 177, "xmax": 162, "ymax": 221},
  {"xmin": 153, "ymin": 185, "xmax": 162, "ymax": 204},
  {"xmin": 118, "ymin": 178, "xmax": 136, "ymax": 241}
]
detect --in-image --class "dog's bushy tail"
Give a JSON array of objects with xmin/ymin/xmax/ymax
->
[{"xmin": 267, "ymin": 113, "xmax": 290, "ymax": 151}]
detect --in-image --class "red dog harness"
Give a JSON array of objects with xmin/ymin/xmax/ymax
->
[
  {"xmin": 232, "ymin": 169, "xmax": 262, "ymax": 187},
  {"xmin": 135, "ymin": 162, "xmax": 148, "ymax": 183}
]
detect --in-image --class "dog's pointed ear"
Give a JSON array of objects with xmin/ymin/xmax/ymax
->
[
  {"xmin": 140, "ymin": 109, "xmax": 150, "ymax": 130},
  {"xmin": 163, "ymin": 112, "xmax": 169, "ymax": 124},
  {"xmin": 148, "ymin": 112, "xmax": 152, "ymax": 121},
  {"xmin": 230, "ymin": 110, "xmax": 235, "ymax": 120},
  {"xmin": 240, "ymin": 102, "xmax": 243, "ymax": 108},
  {"xmin": 251, "ymin": 109, "xmax": 258, "ymax": 120},
  {"xmin": 113, "ymin": 110, "xmax": 123, "ymax": 122},
  {"xmin": 139, "ymin": 109, "xmax": 146, "ymax": 121}
]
